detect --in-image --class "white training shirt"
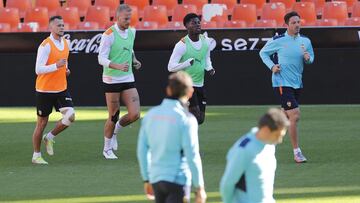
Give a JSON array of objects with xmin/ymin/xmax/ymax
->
[
  {"xmin": 98, "ymin": 23, "xmax": 136, "ymax": 84},
  {"xmin": 168, "ymin": 36, "xmax": 214, "ymax": 79},
  {"xmin": 35, "ymin": 34, "xmax": 69, "ymax": 75}
]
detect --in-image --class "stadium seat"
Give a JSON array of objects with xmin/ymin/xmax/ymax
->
[
  {"xmin": 172, "ymin": 4, "xmax": 197, "ymax": 22},
  {"xmin": 232, "ymin": 4, "xmax": 257, "ymax": 27},
  {"xmin": 0, "ymin": 23, "xmax": 11, "ymax": 32},
  {"xmin": 67, "ymin": 0, "xmax": 92, "ymax": 17},
  {"xmin": 292, "ymin": 2, "xmax": 316, "ymax": 26},
  {"xmin": 56, "ymin": 7, "xmax": 80, "ymax": 30},
  {"xmin": 35, "ymin": 0, "xmax": 60, "ymax": 17},
  {"xmin": 143, "ymin": 5, "xmax": 168, "ymax": 28},
  {"xmin": 300, "ymin": 0, "xmax": 325, "ymax": 16},
  {"xmin": 201, "ymin": 21, "xmax": 218, "ymax": 29},
  {"xmin": 351, "ymin": 2, "xmax": 360, "ymax": 17},
  {"xmin": 345, "ymin": 17, "xmax": 360, "ymax": 25},
  {"xmin": 124, "ymin": 0, "xmax": 149, "ymax": 17},
  {"xmin": 241, "ymin": 0, "xmax": 266, "ymax": 16},
  {"xmin": 0, "ymin": 8, "xmax": 20, "ymax": 31},
  {"xmin": 16, "ymin": 22, "xmax": 40, "ymax": 32},
  {"xmin": 183, "ymin": 0, "xmax": 207, "ymax": 14},
  {"xmin": 136, "ymin": 21, "xmax": 159, "ymax": 30},
  {"xmin": 94, "ymin": 0, "xmax": 119, "ymax": 18},
  {"xmin": 322, "ymin": 2, "xmax": 348, "ymax": 25},
  {"xmin": 269, "ymin": 0, "xmax": 295, "ymax": 11},
  {"xmin": 254, "ymin": 19, "xmax": 277, "ymax": 27},
  {"xmin": 316, "ymin": 18, "xmax": 338, "ymax": 26},
  {"xmin": 77, "ymin": 21, "xmax": 101, "ymax": 30},
  {"xmin": 261, "ymin": 2, "xmax": 286, "ymax": 26},
  {"xmin": 6, "ymin": 0, "xmax": 32, "ymax": 18},
  {"xmin": 336, "ymin": 0, "xmax": 357, "ymax": 13},
  {"xmin": 129, "ymin": 6, "xmax": 139, "ymax": 27},
  {"xmin": 212, "ymin": 0, "xmax": 238, "ymax": 14},
  {"xmin": 85, "ymin": 6, "xmax": 111, "ymax": 29},
  {"xmin": 166, "ymin": 21, "xmax": 185, "ymax": 30},
  {"xmin": 223, "ymin": 20, "xmax": 247, "ymax": 28},
  {"xmin": 152, "ymin": 0, "xmax": 178, "ymax": 16},
  {"xmin": 0, "ymin": 0, "xmax": 3, "ymax": 8},
  {"xmin": 24, "ymin": 7, "xmax": 49, "ymax": 31}
]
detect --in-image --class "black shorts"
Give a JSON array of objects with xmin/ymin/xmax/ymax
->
[
  {"xmin": 36, "ymin": 90, "xmax": 74, "ymax": 117},
  {"xmin": 274, "ymin": 87, "xmax": 301, "ymax": 110},
  {"xmin": 103, "ymin": 82, "xmax": 136, "ymax": 93},
  {"xmin": 189, "ymin": 86, "xmax": 207, "ymax": 112},
  {"xmin": 152, "ymin": 181, "xmax": 190, "ymax": 203}
]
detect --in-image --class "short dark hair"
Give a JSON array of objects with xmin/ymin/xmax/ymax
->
[
  {"xmin": 258, "ymin": 108, "xmax": 290, "ymax": 131},
  {"xmin": 167, "ymin": 72, "xmax": 193, "ymax": 99},
  {"xmin": 49, "ymin": 16, "xmax": 63, "ymax": 23},
  {"xmin": 284, "ymin": 11, "xmax": 300, "ymax": 25},
  {"xmin": 183, "ymin": 13, "xmax": 200, "ymax": 27}
]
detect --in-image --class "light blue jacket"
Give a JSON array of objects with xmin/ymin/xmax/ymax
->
[
  {"xmin": 259, "ymin": 31, "xmax": 314, "ymax": 88},
  {"xmin": 220, "ymin": 128, "xmax": 276, "ymax": 203},
  {"xmin": 137, "ymin": 99, "xmax": 204, "ymax": 188}
]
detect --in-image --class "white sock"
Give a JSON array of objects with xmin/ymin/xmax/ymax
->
[
  {"xmin": 33, "ymin": 152, "xmax": 41, "ymax": 159},
  {"xmin": 46, "ymin": 132, "xmax": 55, "ymax": 140},
  {"xmin": 294, "ymin": 148, "xmax": 301, "ymax": 155},
  {"xmin": 113, "ymin": 121, "xmax": 123, "ymax": 135},
  {"xmin": 111, "ymin": 133, "xmax": 117, "ymax": 142},
  {"xmin": 104, "ymin": 137, "xmax": 112, "ymax": 151}
]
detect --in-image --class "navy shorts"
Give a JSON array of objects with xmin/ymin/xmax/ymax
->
[
  {"xmin": 103, "ymin": 82, "xmax": 136, "ymax": 93},
  {"xmin": 273, "ymin": 87, "xmax": 301, "ymax": 110},
  {"xmin": 36, "ymin": 90, "xmax": 74, "ymax": 117},
  {"xmin": 152, "ymin": 181, "xmax": 191, "ymax": 203}
]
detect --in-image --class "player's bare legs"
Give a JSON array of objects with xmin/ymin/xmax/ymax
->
[
  {"xmin": 119, "ymin": 88, "xmax": 140, "ymax": 127},
  {"xmin": 104, "ymin": 92, "xmax": 121, "ymax": 139},
  {"xmin": 32, "ymin": 116, "xmax": 49, "ymax": 153},
  {"xmin": 285, "ymin": 107, "xmax": 307, "ymax": 163}
]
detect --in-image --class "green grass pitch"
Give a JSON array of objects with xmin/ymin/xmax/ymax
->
[{"xmin": 0, "ymin": 105, "xmax": 359, "ymax": 203}]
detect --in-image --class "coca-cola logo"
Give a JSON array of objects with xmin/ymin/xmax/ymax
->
[{"xmin": 64, "ymin": 33, "xmax": 102, "ymax": 54}]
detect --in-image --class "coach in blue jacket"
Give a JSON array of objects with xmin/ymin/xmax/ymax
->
[
  {"xmin": 137, "ymin": 72, "xmax": 206, "ymax": 203},
  {"xmin": 260, "ymin": 11, "xmax": 314, "ymax": 163}
]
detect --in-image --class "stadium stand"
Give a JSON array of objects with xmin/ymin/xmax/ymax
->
[
  {"xmin": 0, "ymin": 23, "xmax": 11, "ymax": 32},
  {"xmin": 172, "ymin": 4, "xmax": 197, "ymax": 22},
  {"xmin": 6, "ymin": 0, "xmax": 32, "ymax": 18},
  {"xmin": 35, "ymin": 0, "xmax": 60, "ymax": 17},
  {"xmin": 166, "ymin": 21, "xmax": 185, "ymax": 29},
  {"xmin": 242, "ymin": 0, "xmax": 267, "ymax": 16},
  {"xmin": 0, "ymin": 8, "xmax": 20, "ymax": 31},
  {"xmin": 77, "ymin": 21, "xmax": 100, "ymax": 30},
  {"xmin": 183, "ymin": 0, "xmax": 207, "ymax": 14},
  {"xmin": 124, "ymin": 0, "xmax": 149, "ymax": 17},
  {"xmin": 94, "ymin": 0, "xmax": 119, "ymax": 18},
  {"xmin": 232, "ymin": 4, "xmax": 257, "ymax": 27},
  {"xmin": 351, "ymin": 1, "xmax": 360, "ymax": 17},
  {"xmin": 322, "ymin": 1, "xmax": 348, "ymax": 25},
  {"xmin": 223, "ymin": 20, "xmax": 247, "ymax": 28},
  {"xmin": 261, "ymin": 2, "xmax": 286, "ymax": 26},
  {"xmin": 67, "ymin": 0, "xmax": 92, "ymax": 17},
  {"xmin": 85, "ymin": 6, "xmax": 110, "ymax": 29},
  {"xmin": 56, "ymin": 7, "xmax": 80, "ymax": 30},
  {"xmin": 254, "ymin": 19, "xmax": 277, "ymax": 27},
  {"xmin": 292, "ymin": 2, "xmax": 317, "ymax": 26},
  {"xmin": 136, "ymin": 21, "xmax": 159, "ymax": 30},
  {"xmin": 316, "ymin": 18, "xmax": 338, "ymax": 26},
  {"xmin": 153, "ymin": 0, "xmax": 178, "ymax": 16},
  {"xmin": 301, "ymin": 0, "xmax": 325, "ymax": 16},
  {"xmin": 24, "ymin": 7, "xmax": 49, "ymax": 31},
  {"xmin": 345, "ymin": 16, "xmax": 360, "ymax": 25},
  {"xmin": 143, "ymin": 5, "xmax": 168, "ymax": 28}
]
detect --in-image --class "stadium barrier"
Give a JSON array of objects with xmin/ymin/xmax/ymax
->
[{"xmin": 0, "ymin": 27, "xmax": 359, "ymax": 106}]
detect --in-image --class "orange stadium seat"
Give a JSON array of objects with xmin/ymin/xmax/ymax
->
[
  {"xmin": 16, "ymin": 22, "xmax": 40, "ymax": 32},
  {"xmin": 292, "ymin": 2, "xmax": 316, "ymax": 26},
  {"xmin": 241, "ymin": 0, "xmax": 266, "ymax": 16},
  {"xmin": 223, "ymin": 20, "xmax": 247, "ymax": 28},
  {"xmin": 351, "ymin": 2, "xmax": 360, "ymax": 17},
  {"xmin": 183, "ymin": 0, "xmax": 207, "ymax": 14},
  {"xmin": 6, "ymin": 0, "xmax": 32, "ymax": 18},
  {"xmin": 56, "ymin": 7, "xmax": 80, "ymax": 30},
  {"xmin": 0, "ymin": 23, "xmax": 11, "ymax": 32},
  {"xmin": 129, "ymin": 6, "xmax": 139, "ymax": 27},
  {"xmin": 77, "ymin": 21, "xmax": 101, "ymax": 30},
  {"xmin": 337, "ymin": 0, "xmax": 357, "ymax": 13},
  {"xmin": 166, "ymin": 21, "xmax": 185, "ymax": 29},
  {"xmin": 67, "ymin": 0, "xmax": 92, "ymax": 17},
  {"xmin": 0, "ymin": 8, "xmax": 20, "ymax": 31},
  {"xmin": 124, "ymin": 0, "xmax": 149, "ymax": 17},
  {"xmin": 94, "ymin": 0, "xmax": 119, "ymax": 18},
  {"xmin": 153, "ymin": 0, "xmax": 178, "ymax": 16},
  {"xmin": 0, "ymin": 0, "xmax": 3, "ymax": 8},
  {"xmin": 201, "ymin": 21, "xmax": 218, "ymax": 29},
  {"xmin": 254, "ymin": 19, "xmax": 277, "ymax": 27},
  {"xmin": 35, "ymin": 0, "xmax": 60, "ymax": 17},
  {"xmin": 172, "ymin": 4, "xmax": 197, "ymax": 22},
  {"xmin": 269, "ymin": 0, "xmax": 295, "ymax": 11},
  {"xmin": 85, "ymin": 6, "xmax": 111, "ymax": 29},
  {"xmin": 300, "ymin": 0, "xmax": 325, "ymax": 16},
  {"xmin": 24, "ymin": 7, "xmax": 49, "ymax": 31},
  {"xmin": 316, "ymin": 18, "xmax": 338, "ymax": 26},
  {"xmin": 143, "ymin": 5, "xmax": 168, "ymax": 28},
  {"xmin": 345, "ymin": 17, "xmax": 360, "ymax": 25},
  {"xmin": 232, "ymin": 4, "xmax": 257, "ymax": 27},
  {"xmin": 136, "ymin": 21, "xmax": 159, "ymax": 30},
  {"xmin": 261, "ymin": 2, "xmax": 286, "ymax": 26},
  {"xmin": 322, "ymin": 2, "xmax": 348, "ymax": 25},
  {"xmin": 212, "ymin": 0, "xmax": 238, "ymax": 13}
]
